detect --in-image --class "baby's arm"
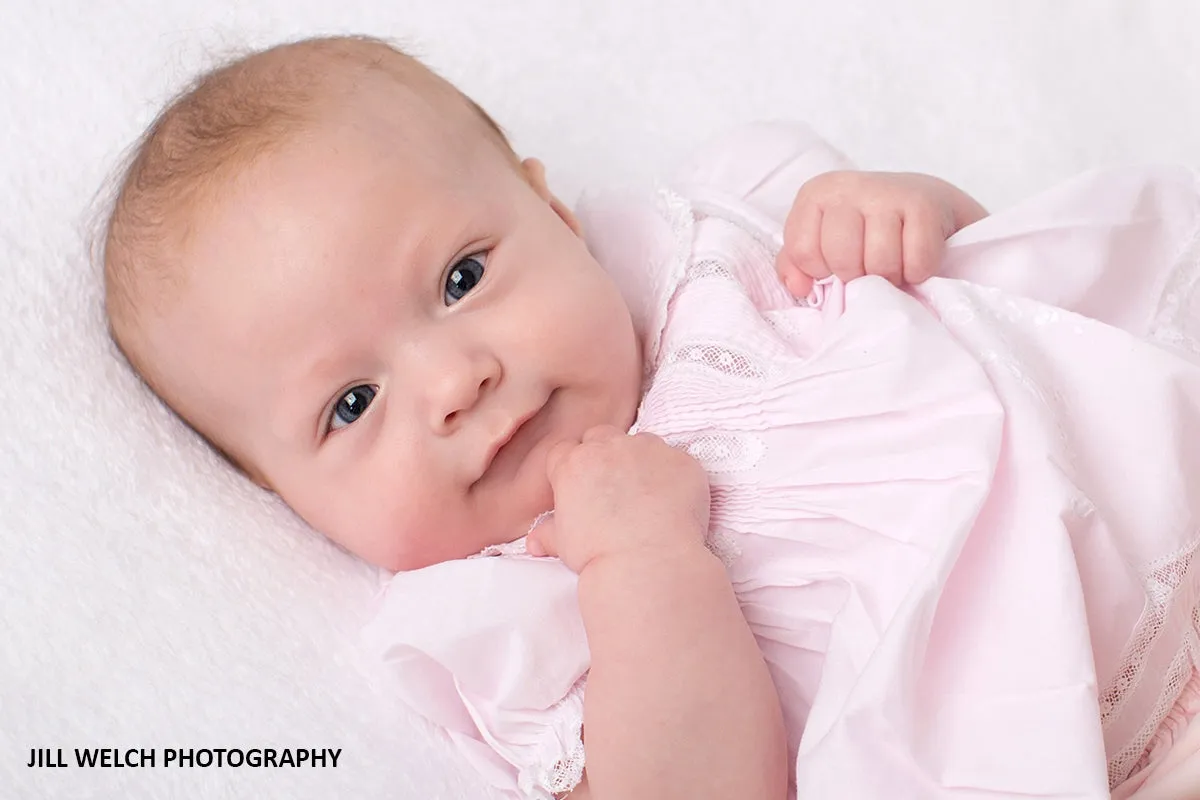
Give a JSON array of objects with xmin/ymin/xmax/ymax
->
[
  {"xmin": 576, "ymin": 545, "xmax": 786, "ymax": 799},
  {"xmin": 528, "ymin": 429, "xmax": 788, "ymax": 800}
]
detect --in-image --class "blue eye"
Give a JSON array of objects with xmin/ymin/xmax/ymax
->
[
  {"xmin": 329, "ymin": 384, "xmax": 376, "ymax": 431},
  {"xmin": 444, "ymin": 254, "xmax": 486, "ymax": 305}
]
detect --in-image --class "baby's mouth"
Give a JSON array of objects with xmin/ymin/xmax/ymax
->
[{"xmin": 472, "ymin": 391, "xmax": 557, "ymax": 489}]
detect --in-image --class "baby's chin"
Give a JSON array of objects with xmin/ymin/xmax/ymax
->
[
  {"xmin": 365, "ymin": 428, "xmax": 567, "ymax": 570},
  {"xmin": 480, "ymin": 455, "xmax": 556, "ymax": 543},
  {"xmin": 467, "ymin": 498, "xmax": 554, "ymax": 559},
  {"xmin": 369, "ymin": 500, "xmax": 553, "ymax": 572}
]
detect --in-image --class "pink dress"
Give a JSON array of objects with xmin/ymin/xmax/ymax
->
[{"xmin": 362, "ymin": 123, "xmax": 1200, "ymax": 800}]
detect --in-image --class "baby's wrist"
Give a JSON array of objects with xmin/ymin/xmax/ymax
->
[
  {"xmin": 594, "ymin": 539, "xmax": 713, "ymax": 568},
  {"xmin": 577, "ymin": 541, "xmax": 724, "ymax": 599}
]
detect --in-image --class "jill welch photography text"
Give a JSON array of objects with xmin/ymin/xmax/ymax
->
[{"xmin": 28, "ymin": 747, "xmax": 343, "ymax": 769}]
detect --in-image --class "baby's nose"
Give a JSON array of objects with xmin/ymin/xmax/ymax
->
[
  {"xmin": 417, "ymin": 344, "xmax": 502, "ymax": 434},
  {"xmin": 434, "ymin": 372, "xmax": 495, "ymax": 432}
]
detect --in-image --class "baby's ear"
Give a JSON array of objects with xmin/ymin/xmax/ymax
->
[{"xmin": 521, "ymin": 158, "xmax": 584, "ymax": 238}]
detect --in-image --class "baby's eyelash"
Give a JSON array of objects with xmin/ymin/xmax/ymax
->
[
  {"xmin": 444, "ymin": 252, "xmax": 489, "ymax": 306},
  {"xmin": 325, "ymin": 384, "xmax": 377, "ymax": 434}
]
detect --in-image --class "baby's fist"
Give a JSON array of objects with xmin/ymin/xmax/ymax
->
[
  {"xmin": 527, "ymin": 426, "xmax": 710, "ymax": 574},
  {"xmin": 775, "ymin": 171, "xmax": 987, "ymax": 298}
]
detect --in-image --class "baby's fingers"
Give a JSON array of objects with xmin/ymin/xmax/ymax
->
[
  {"xmin": 774, "ymin": 259, "xmax": 814, "ymax": 298},
  {"xmin": 820, "ymin": 206, "xmax": 866, "ymax": 283},
  {"xmin": 777, "ymin": 202, "xmax": 825, "ymax": 298},
  {"xmin": 863, "ymin": 212, "xmax": 903, "ymax": 284},
  {"xmin": 525, "ymin": 515, "xmax": 557, "ymax": 558},
  {"xmin": 901, "ymin": 205, "xmax": 948, "ymax": 284}
]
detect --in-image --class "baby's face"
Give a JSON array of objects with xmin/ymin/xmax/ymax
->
[{"xmin": 145, "ymin": 92, "xmax": 642, "ymax": 570}]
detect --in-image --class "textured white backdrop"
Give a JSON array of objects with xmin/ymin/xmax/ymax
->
[{"xmin": 2, "ymin": 1, "xmax": 1198, "ymax": 798}]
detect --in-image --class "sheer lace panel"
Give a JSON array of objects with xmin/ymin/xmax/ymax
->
[
  {"xmin": 1149, "ymin": 204, "xmax": 1200, "ymax": 359},
  {"xmin": 1104, "ymin": 537, "xmax": 1200, "ymax": 786},
  {"xmin": 524, "ymin": 677, "xmax": 587, "ymax": 799},
  {"xmin": 666, "ymin": 342, "xmax": 766, "ymax": 381}
]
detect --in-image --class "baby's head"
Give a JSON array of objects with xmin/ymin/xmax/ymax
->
[{"xmin": 104, "ymin": 36, "xmax": 642, "ymax": 571}]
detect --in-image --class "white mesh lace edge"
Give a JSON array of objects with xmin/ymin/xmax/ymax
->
[
  {"xmin": 627, "ymin": 187, "xmax": 695, "ymax": 438},
  {"xmin": 1148, "ymin": 170, "xmax": 1200, "ymax": 359},
  {"xmin": 684, "ymin": 189, "xmax": 829, "ymax": 309},
  {"xmin": 643, "ymin": 186, "xmax": 697, "ymax": 375},
  {"xmin": 1105, "ymin": 174, "xmax": 1200, "ymax": 785},
  {"xmin": 1104, "ymin": 534, "xmax": 1200, "ymax": 787},
  {"xmin": 516, "ymin": 675, "xmax": 588, "ymax": 799}
]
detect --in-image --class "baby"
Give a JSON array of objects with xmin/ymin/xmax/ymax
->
[{"xmin": 104, "ymin": 36, "xmax": 1200, "ymax": 800}]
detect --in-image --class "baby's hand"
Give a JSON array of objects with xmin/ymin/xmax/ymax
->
[
  {"xmin": 775, "ymin": 171, "xmax": 988, "ymax": 298},
  {"xmin": 526, "ymin": 426, "xmax": 710, "ymax": 574}
]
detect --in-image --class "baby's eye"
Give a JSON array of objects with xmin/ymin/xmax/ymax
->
[
  {"xmin": 329, "ymin": 384, "xmax": 377, "ymax": 432},
  {"xmin": 444, "ymin": 254, "xmax": 487, "ymax": 305}
]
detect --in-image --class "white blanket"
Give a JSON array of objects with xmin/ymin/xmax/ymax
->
[{"xmin": 2, "ymin": 2, "xmax": 1198, "ymax": 798}]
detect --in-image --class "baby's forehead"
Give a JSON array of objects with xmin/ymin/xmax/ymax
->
[
  {"xmin": 159, "ymin": 76, "xmax": 479, "ymax": 274},
  {"xmin": 200, "ymin": 70, "xmax": 505, "ymax": 234},
  {"xmin": 170, "ymin": 110, "xmax": 498, "ymax": 313},
  {"xmin": 312, "ymin": 78, "xmax": 487, "ymax": 161}
]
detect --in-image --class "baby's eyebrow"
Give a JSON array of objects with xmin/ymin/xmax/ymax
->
[
  {"xmin": 270, "ymin": 347, "xmax": 354, "ymax": 445},
  {"xmin": 415, "ymin": 224, "xmax": 472, "ymax": 271}
]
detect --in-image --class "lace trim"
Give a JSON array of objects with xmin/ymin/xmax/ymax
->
[
  {"xmin": 683, "ymin": 191, "xmax": 827, "ymax": 309},
  {"xmin": 521, "ymin": 676, "xmax": 587, "ymax": 799},
  {"xmin": 680, "ymin": 257, "xmax": 737, "ymax": 286},
  {"xmin": 683, "ymin": 188, "xmax": 786, "ymax": 259},
  {"xmin": 1148, "ymin": 171, "xmax": 1200, "ymax": 358},
  {"xmin": 1104, "ymin": 534, "xmax": 1200, "ymax": 786},
  {"xmin": 627, "ymin": 188, "xmax": 696, "ymax": 438},
  {"xmin": 665, "ymin": 342, "xmax": 767, "ymax": 381},
  {"xmin": 1121, "ymin": 662, "xmax": 1200, "ymax": 791},
  {"xmin": 643, "ymin": 186, "xmax": 697, "ymax": 374},
  {"xmin": 473, "ymin": 537, "xmax": 529, "ymax": 558},
  {"xmin": 672, "ymin": 431, "xmax": 766, "ymax": 475},
  {"xmin": 472, "ymin": 512, "xmax": 553, "ymax": 559},
  {"xmin": 704, "ymin": 524, "xmax": 743, "ymax": 570}
]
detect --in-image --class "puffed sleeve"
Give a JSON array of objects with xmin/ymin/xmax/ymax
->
[
  {"xmin": 665, "ymin": 121, "xmax": 855, "ymax": 315},
  {"xmin": 671, "ymin": 120, "xmax": 855, "ymax": 236},
  {"xmin": 361, "ymin": 555, "xmax": 590, "ymax": 799}
]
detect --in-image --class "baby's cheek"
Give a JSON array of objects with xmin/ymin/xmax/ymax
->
[
  {"xmin": 353, "ymin": 495, "xmax": 438, "ymax": 572},
  {"xmin": 294, "ymin": 479, "xmax": 407, "ymax": 570},
  {"xmin": 368, "ymin": 491, "xmax": 480, "ymax": 572}
]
